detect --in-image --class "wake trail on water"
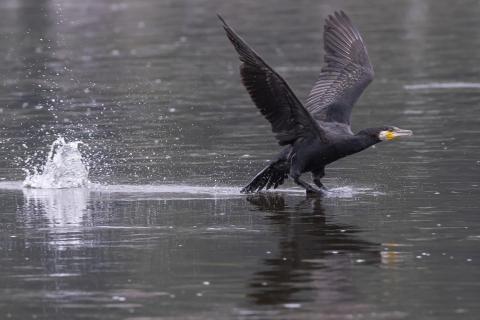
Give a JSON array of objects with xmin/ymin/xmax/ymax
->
[
  {"xmin": 1, "ymin": 180, "xmax": 380, "ymax": 199},
  {"xmin": 4, "ymin": 136, "xmax": 381, "ymax": 198}
]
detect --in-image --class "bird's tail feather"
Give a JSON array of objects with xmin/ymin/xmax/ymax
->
[{"xmin": 241, "ymin": 163, "xmax": 288, "ymax": 194}]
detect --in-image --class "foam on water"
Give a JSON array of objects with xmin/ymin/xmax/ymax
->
[{"xmin": 23, "ymin": 137, "xmax": 90, "ymax": 189}]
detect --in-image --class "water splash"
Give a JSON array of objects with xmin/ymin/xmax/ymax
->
[{"xmin": 23, "ymin": 137, "xmax": 90, "ymax": 189}]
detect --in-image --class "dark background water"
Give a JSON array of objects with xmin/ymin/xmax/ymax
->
[{"xmin": 1, "ymin": 0, "xmax": 480, "ymax": 319}]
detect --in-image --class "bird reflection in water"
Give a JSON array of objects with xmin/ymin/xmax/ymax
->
[{"xmin": 246, "ymin": 194, "xmax": 380, "ymax": 308}]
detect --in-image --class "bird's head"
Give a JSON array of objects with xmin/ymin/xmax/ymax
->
[{"xmin": 359, "ymin": 126, "xmax": 413, "ymax": 142}]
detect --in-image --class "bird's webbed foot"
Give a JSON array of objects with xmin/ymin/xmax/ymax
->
[
  {"xmin": 313, "ymin": 178, "xmax": 328, "ymax": 192},
  {"xmin": 312, "ymin": 168, "xmax": 327, "ymax": 192},
  {"xmin": 293, "ymin": 176, "xmax": 326, "ymax": 195}
]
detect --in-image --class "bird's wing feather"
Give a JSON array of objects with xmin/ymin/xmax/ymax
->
[
  {"xmin": 305, "ymin": 11, "xmax": 374, "ymax": 126},
  {"xmin": 219, "ymin": 15, "xmax": 327, "ymax": 145}
]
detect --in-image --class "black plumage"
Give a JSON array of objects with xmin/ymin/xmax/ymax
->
[{"xmin": 219, "ymin": 11, "xmax": 412, "ymax": 194}]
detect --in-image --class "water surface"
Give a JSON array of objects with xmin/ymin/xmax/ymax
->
[{"xmin": 1, "ymin": 0, "xmax": 480, "ymax": 319}]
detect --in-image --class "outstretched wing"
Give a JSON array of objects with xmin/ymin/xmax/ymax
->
[
  {"xmin": 305, "ymin": 11, "xmax": 374, "ymax": 126},
  {"xmin": 219, "ymin": 15, "xmax": 327, "ymax": 145}
]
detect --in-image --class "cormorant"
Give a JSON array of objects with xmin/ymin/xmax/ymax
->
[{"xmin": 219, "ymin": 11, "xmax": 412, "ymax": 194}]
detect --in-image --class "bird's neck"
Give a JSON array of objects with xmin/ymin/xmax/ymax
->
[{"xmin": 347, "ymin": 134, "xmax": 379, "ymax": 155}]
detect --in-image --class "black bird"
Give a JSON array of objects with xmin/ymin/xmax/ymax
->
[{"xmin": 219, "ymin": 11, "xmax": 412, "ymax": 194}]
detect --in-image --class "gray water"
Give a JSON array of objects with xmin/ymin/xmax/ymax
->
[{"xmin": 1, "ymin": 0, "xmax": 480, "ymax": 319}]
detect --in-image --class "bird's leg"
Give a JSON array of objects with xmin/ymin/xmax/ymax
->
[{"xmin": 290, "ymin": 156, "xmax": 324, "ymax": 195}]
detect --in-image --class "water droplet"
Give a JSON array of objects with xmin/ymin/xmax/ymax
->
[{"xmin": 112, "ymin": 296, "xmax": 126, "ymax": 302}]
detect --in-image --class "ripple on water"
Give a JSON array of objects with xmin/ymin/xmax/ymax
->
[{"xmin": 404, "ymin": 82, "xmax": 480, "ymax": 90}]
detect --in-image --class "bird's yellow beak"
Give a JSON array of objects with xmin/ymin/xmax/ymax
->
[{"xmin": 380, "ymin": 128, "xmax": 413, "ymax": 141}]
